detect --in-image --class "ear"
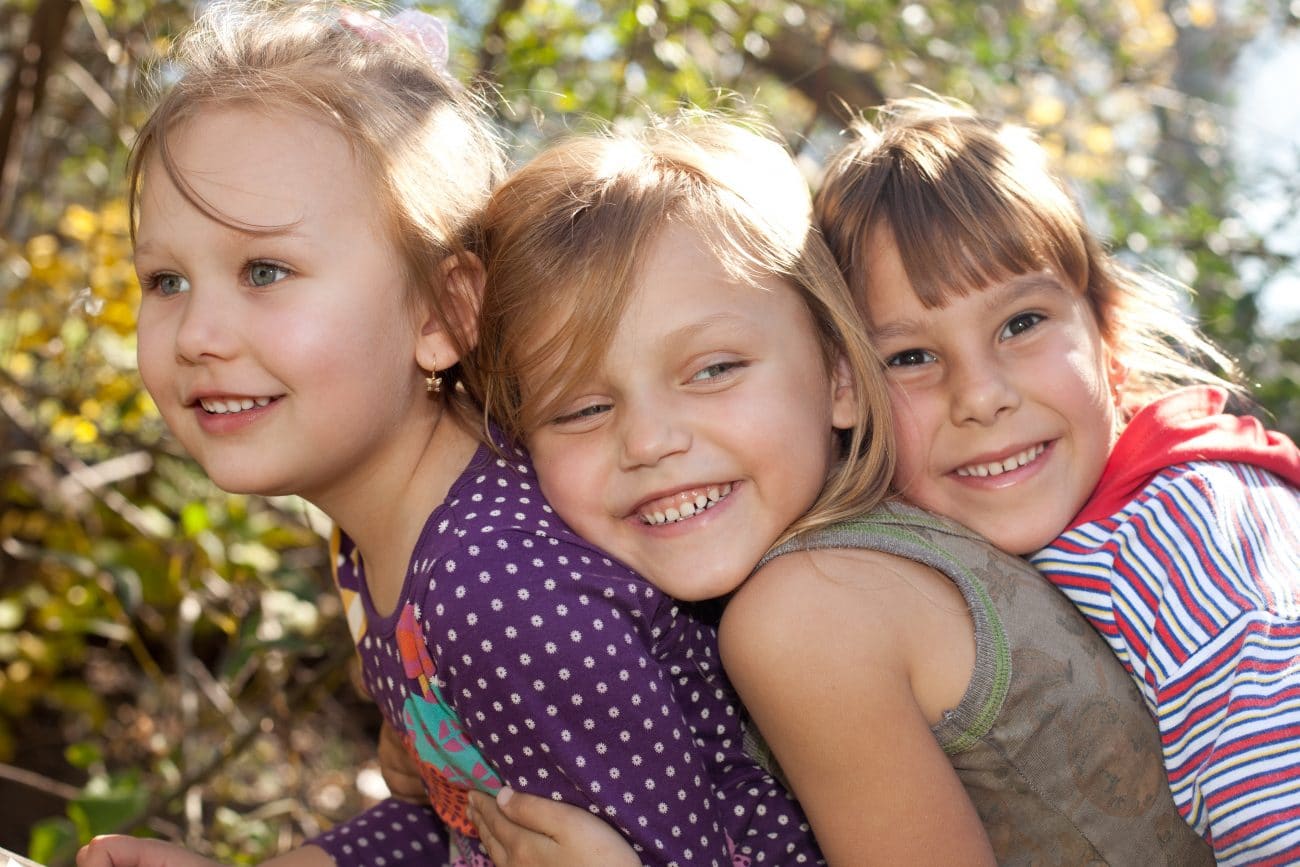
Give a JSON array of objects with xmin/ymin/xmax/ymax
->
[
  {"xmin": 829, "ymin": 353, "xmax": 858, "ymax": 430},
  {"xmin": 415, "ymin": 252, "xmax": 485, "ymax": 373},
  {"xmin": 1104, "ymin": 345, "xmax": 1128, "ymax": 407}
]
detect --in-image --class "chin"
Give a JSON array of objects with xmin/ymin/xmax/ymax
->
[{"xmin": 995, "ymin": 528, "xmax": 1059, "ymax": 557}]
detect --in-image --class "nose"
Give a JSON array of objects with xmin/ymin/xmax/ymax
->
[
  {"xmin": 618, "ymin": 397, "xmax": 691, "ymax": 470},
  {"xmin": 949, "ymin": 358, "xmax": 1020, "ymax": 426},
  {"xmin": 174, "ymin": 284, "xmax": 240, "ymax": 364}
]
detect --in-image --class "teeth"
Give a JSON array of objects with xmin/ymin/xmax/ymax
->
[
  {"xmin": 199, "ymin": 396, "xmax": 272, "ymax": 414},
  {"xmin": 955, "ymin": 443, "xmax": 1045, "ymax": 478},
  {"xmin": 639, "ymin": 483, "xmax": 733, "ymax": 526}
]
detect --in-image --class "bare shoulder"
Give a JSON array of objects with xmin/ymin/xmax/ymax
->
[
  {"xmin": 725, "ymin": 546, "xmax": 961, "ymax": 640},
  {"xmin": 722, "ymin": 548, "xmax": 931, "ymax": 666},
  {"xmin": 721, "ymin": 544, "xmax": 974, "ymax": 722}
]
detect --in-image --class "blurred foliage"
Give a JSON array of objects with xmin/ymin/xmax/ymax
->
[{"xmin": 1, "ymin": 0, "xmax": 1297, "ymax": 863}]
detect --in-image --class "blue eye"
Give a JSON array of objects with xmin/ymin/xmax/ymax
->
[
  {"xmin": 148, "ymin": 272, "xmax": 190, "ymax": 296},
  {"xmin": 886, "ymin": 348, "xmax": 935, "ymax": 367},
  {"xmin": 690, "ymin": 361, "xmax": 742, "ymax": 382},
  {"xmin": 1000, "ymin": 312, "xmax": 1044, "ymax": 340},
  {"xmin": 248, "ymin": 262, "xmax": 290, "ymax": 287},
  {"xmin": 553, "ymin": 403, "xmax": 611, "ymax": 425}
]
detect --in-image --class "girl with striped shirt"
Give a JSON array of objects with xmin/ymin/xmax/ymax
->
[{"xmin": 812, "ymin": 97, "xmax": 1300, "ymax": 864}]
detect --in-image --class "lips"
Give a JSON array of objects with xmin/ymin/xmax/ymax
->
[
  {"xmin": 954, "ymin": 442, "xmax": 1046, "ymax": 478},
  {"xmin": 636, "ymin": 483, "xmax": 733, "ymax": 525}
]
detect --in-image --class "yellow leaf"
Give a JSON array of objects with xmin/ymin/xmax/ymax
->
[
  {"xmin": 135, "ymin": 391, "xmax": 159, "ymax": 417},
  {"xmin": 60, "ymin": 204, "xmax": 99, "ymax": 243},
  {"xmin": 1084, "ymin": 124, "xmax": 1114, "ymax": 155},
  {"xmin": 26, "ymin": 234, "xmax": 59, "ymax": 268},
  {"xmin": 5, "ymin": 352, "xmax": 34, "ymax": 379},
  {"xmin": 1187, "ymin": 0, "xmax": 1215, "ymax": 28},
  {"xmin": 72, "ymin": 419, "xmax": 99, "ymax": 444},
  {"xmin": 1026, "ymin": 95, "xmax": 1066, "ymax": 128},
  {"xmin": 102, "ymin": 199, "xmax": 130, "ymax": 235}
]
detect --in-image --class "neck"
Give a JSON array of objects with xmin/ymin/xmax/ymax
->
[{"xmin": 311, "ymin": 403, "xmax": 481, "ymax": 615}]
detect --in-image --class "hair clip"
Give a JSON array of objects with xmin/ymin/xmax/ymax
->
[{"xmin": 339, "ymin": 9, "xmax": 449, "ymax": 71}]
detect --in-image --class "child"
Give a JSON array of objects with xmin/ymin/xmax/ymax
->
[
  {"xmin": 77, "ymin": 3, "xmax": 822, "ymax": 866},
  {"xmin": 813, "ymin": 98, "xmax": 1300, "ymax": 864},
  {"xmin": 461, "ymin": 113, "xmax": 1211, "ymax": 864}
]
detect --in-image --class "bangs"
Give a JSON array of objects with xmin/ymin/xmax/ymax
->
[
  {"xmin": 488, "ymin": 175, "xmax": 663, "ymax": 436},
  {"xmin": 877, "ymin": 145, "xmax": 1091, "ymax": 308}
]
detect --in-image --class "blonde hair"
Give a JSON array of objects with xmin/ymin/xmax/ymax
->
[
  {"xmin": 469, "ymin": 114, "xmax": 895, "ymax": 542},
  {"xmin": 816, "ymin": 97, "xmax": 1240, "ymax": 418},
  {"xmin": 127, "ymin": 0, "xmax": 506, "ymax": 427}
]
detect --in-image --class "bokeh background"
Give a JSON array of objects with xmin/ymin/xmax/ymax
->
[{"xmin": 2, "ymin": 0, "xmax": 1298, "ymax": 863}]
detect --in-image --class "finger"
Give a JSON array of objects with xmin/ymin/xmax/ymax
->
[
  {"xmin": 77, "ymin": 837, "xmax": 209, "ymax": 867},
  {"xmin": 495, "ymin": 786, "xmax": 575, "ymax": 836},
  {"xmin": 468, "ymin": 792, "xmax": 506, "ymax": 865}
]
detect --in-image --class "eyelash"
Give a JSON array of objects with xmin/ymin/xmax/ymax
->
[
  {"xmin": 246, "ymin": 261, "xmax": 291, "ymax": 287},
  {"xmin": 140, "ymin": 271, "xmax": 188, "ymax": 297},
  {"xmin": 886, "ymin": 348, "xmax": 935, "ymax": 368},
  {"xmin": 551, "ymin": 402, "xmax": 610, "ymax": 426},
  {"xmin": 885, "ymin": 311, "xmax": 1047, "ymax": 368},
  {"xmin": 547, "ymin": 360, "xmax": 747, "ymax": 426},
  {"xmin": 1000, "ymin": 311, "xmax": 1044, "ymax": 339},
  {"xmin": 138, "ymin": 260, "xmax": 292, "ymax": 297},
  {"xmin": 690, "ymin": 360, "xmax": 745, "ymax": 382}
]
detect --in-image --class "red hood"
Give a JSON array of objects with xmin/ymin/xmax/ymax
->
[{"xmin": 1069, "ymin": 386, "xmax": 1300, "ymax": 529}]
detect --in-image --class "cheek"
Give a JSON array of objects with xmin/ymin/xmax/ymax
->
[
  {"xmin": 884, "ymin": 385, "xmax": 942, "ymax": 503},
  {"xmin": 886, "ymin": 386, "xmax": 926, "ymax": 468},
  {"xmin": 135, "ymin": 312, "xmax": 172, "ymax": 394},
  {"xmin": 528, "ymin": 439, "xmax": 597, "ymax": 522}
]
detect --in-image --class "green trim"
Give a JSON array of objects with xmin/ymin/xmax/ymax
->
[{"xmin": 768, "ymin": 503, "xmax": 1011, "ymax": 755}]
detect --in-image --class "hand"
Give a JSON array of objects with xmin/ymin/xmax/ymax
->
[
  {"xmin": 467, "ymin": 788, "xmax": 640, "ymax": 867},
  {"xmin": 76, "ymin": 836, "xmax": 225, "ymax": 867},
  {"xmin": 376, "ymin": 720, "xmax": 426, "ymax": 802}
]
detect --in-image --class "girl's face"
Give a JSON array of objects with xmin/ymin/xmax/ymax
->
[
  {"xmin": 134, "ymin": 106, "xmax": 432, "ymax": 512},
  {"xmin": 524, "ymin": 223, "xmax": 857, "ymax": 601},
  {"xmin": 863, "ymin": 236, "xmax": 1117, "ymax": 555}
]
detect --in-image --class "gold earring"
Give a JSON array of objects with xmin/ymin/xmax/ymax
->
[{"xmin": 425, "ymin": 367, "xmax": 442, "ymax": 394}]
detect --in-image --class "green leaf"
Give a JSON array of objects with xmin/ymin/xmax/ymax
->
[
  {"xmin": 65, "ymin": 740, "xmax": 103, "ymax": 769},
  {"xmin": 27, "ymin": 816, "xmax": 79, "ymax": 864},
  {"xmin": 181, "ymin": 500, "xmax": 210, "ymax": 537},
  {"xmin": 69, "ymin": 779, "xmax": 149, "ymax": 838}
]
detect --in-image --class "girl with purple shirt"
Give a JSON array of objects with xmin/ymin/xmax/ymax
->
[{"xmin": 77, "ymin": 2, "xmax": 818, "ymax": 865}]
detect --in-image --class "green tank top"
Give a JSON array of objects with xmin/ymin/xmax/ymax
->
[{"xmin": 756, "ymin": 501, "xmax": 1212, "ymax": 866}]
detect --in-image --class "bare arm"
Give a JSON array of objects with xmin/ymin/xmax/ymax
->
[
  {"xmin": 375, "ymin": 719, "xmax": 426, "ymax": 803},
  {"xmin": 76, "ymin": 838, "xmax": 335, "ymax": 867},
  {"xmin": 720, "ymin": 550, "xmax": 993, "ymax": 866}
]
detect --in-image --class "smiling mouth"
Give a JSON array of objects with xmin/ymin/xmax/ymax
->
[
  {"xmin": 954, "ymin": 443, "xmax": 1046, "ymax": 478},
  {"xmin": 197, "ymin": 396, "xmax": 274, "ymax": 415},
  {"xmin": 637, "ymin": 483, "xmax": 733, "ymax": 526}
]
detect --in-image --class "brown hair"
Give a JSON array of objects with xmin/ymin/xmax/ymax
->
[
  {"xmin": 127, "ymin": 0, "xmax": 506, "ymax": 428},
  {"xmin": 469, "ymin": 113, "xmax": 895, "ymax": 541},
  {"xmin": 816, "ymin": 96, "xmax": 1240, "ymax": 417}
]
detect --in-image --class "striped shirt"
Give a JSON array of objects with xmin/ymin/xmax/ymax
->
[{"xmin": 1033, "ymin": 461, "xmax": 1300, "ymax": 865}]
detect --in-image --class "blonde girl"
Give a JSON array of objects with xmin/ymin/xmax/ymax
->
[
  {"xmin": 78, "ymin": 3, "xmax": 819, "ymax": 866},
  {"xmin": 460, "ymin": 113, "xmax": 1209, "ymax": 865}
]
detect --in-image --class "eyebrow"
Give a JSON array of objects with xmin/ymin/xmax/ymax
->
[
  {"xmin": 661, "ymin": 310, "xmax": 754, "ymax": 345},
  {"xmin": 869, "ymin": 271, "xmax": 1065, "ymax": 342},
  {"xmin": 134, "ymin": 223, "xmax": 308, "ymax": 259}
]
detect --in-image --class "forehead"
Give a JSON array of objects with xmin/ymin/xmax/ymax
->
[
  {"xmin": 140, "ymin": 105, "xmax": 368, "ymax": 230},
  {"xmin": 863, "ymin": 235, "xmax": 1075, "ymax": 329},
  {"xmin": 521, "ymin": 223, "xmax": 806, "ymax": 388}
]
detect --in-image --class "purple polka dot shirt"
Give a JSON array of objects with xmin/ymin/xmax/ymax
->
[{"xmin": 310, "ymin": 437, "xmax": 821, "ymax": 866}]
